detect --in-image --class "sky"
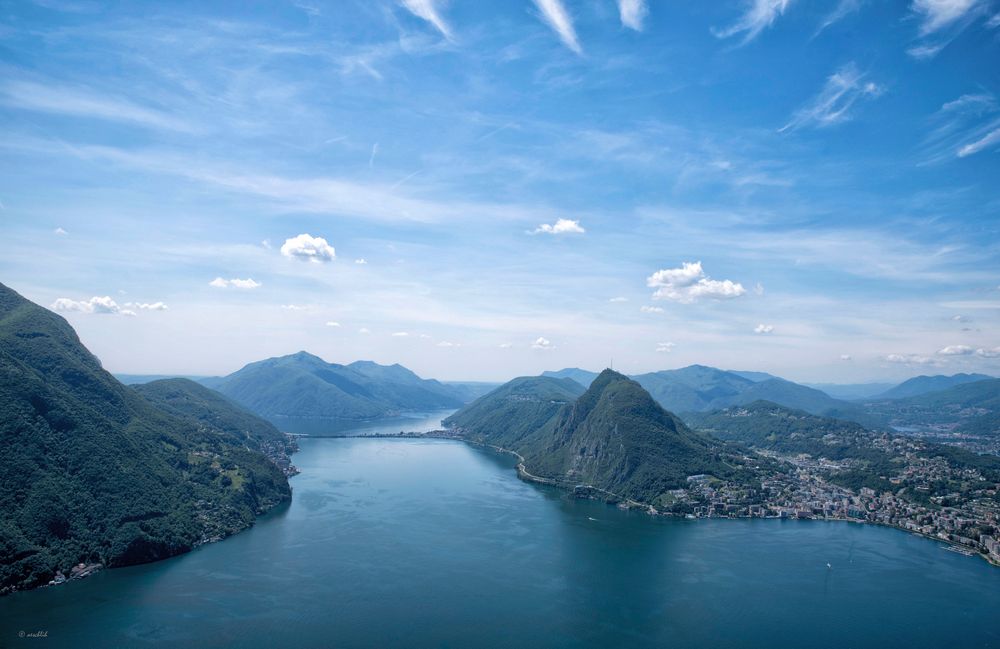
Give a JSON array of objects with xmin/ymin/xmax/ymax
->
[{"xmin": 0, "ymin": 0, "xmax": 998, "ymax": 383}]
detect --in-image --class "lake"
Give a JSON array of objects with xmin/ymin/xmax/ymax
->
[{"xmin": 3, "ymin": 424, "xmax": 1000, "ymax": 648}]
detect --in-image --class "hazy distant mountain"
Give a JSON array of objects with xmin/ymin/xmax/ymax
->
[
  {"xmin": 0, "ymin": 283, "xmax": 290, "ymax": 594},
  {"xmin": 874, "ymin": 374, "xmax": 994, "ymax": 400},
  {"xmin": 864, "ymin": 378, "xmax": 1000, "ymax": 433},
  {"xmin": 541, "ymin": 364, "xmax": 880, "ymax": 426},
  {"xmin": 541, "ymin": 367, "xmax": 600, "ymax": 388},
  {"xmin": 212, "ymin": 352, "xmax": 466, "ymax": 421},
  {"xmin": 727, "ymin": 370, "xmax": 781, "ymax": 382},
  {"xmin": 804, "ymin": 382, "xmax": 896, "ymax": 400},
  {"xmin": 441, "ymin": 381, "xmax": 503, "ymax": 403},
  {"xmin": 446, "ymin": 370, "xmax": 755, "ymax": 507}
]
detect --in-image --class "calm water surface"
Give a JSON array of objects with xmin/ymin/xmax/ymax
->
[{"xmin": 3, "ymin": 429, "xmax": 1000, "ymax": 648}]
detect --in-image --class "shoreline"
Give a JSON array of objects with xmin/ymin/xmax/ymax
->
[{"xmin": 360, "ymin": 430, "xmax": 1000, "ymax": 569}]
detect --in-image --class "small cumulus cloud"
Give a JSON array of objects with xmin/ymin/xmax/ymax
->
[
  {"xmin": 437, "ymin": 341, "xmax": 459, "ymax": 347},
  {"xmin": 359, "ymin": 327, "xmax": 371, "ymax": 334},
  {"xmin": 754, "ymin": 324, "xmax": 774, "ymax": 334},
  {"xmin": 640, "ymin": 305, "xmax": 664, "ymax": 313},
  {"xmin": 325, "ymin": 321, "xmax": 341, "ymax": 327},
  {"xmin": 976, "ymin": 346, "xmax": 1000, "ymax": 358},
  {"xmin": 840, "ymin": 354, "xmax": 853, "ymax": 361},
  {"xmin": 609, "ymin": 296, "xmax": 628, "ymax": 303},
  {"xmin": 391, "ymin": 331, "xmax": 410, "ymax": 337},
  {"xmin": 499, "ymin": 342, "xmax": 513, "ymax": 349},
  {"xmin": 125, "ymin": 302, "xmax": 168, "ymax": 311},
  {"xmin": 54, "ymin": 227, "xmax": 68, "ymax": 236},
  {"xmin": 531, "ymin": 337, "xmax": 554, "ymax": 350},
  {"xmin": 261, "ymin": 239, "xmax": 272, "ymax": 249},
  {"xmin": 210, "ymin": 277, "xmax": 261, "ymax": 289},
  {"xmin": 529, "ymin": 218, "xmax": 585, "ymax": 235},
  {"xmin": 656, "ymin": 342, "xmax": 676, "ymax": 353},
  {"xmin": 884, "ymin": 353, "xmax": 936, "ymax": 365},
  {"xmin": 938, "ymin": 344, "xmax": 974, "ymax": 355},
  {"xmin": 281, "ymin": 304, "xmax": 307, "ymax": 311},
  {"xmin": 647, "ymin": 261, "xmax": 745, "ymax": 303},
  {"xmin": 51, "ymin": 296, "xmax": 134, "ymax": 316},
  {"xmin": 354, "ymin": 258, "xmax": 368, "ymax": 265},
  {"xmin": 281, "ymin": 233, "xmax": 335, "ymax": 263}
]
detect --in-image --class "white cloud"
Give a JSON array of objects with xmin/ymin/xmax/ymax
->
[
  {"xmin": 532, "ymin": 0, "xmax": 582, "ymax": 54},
  {"xmin": 713, "ymin": 0, "xmax": 794, "ymax": 44},
  {"xmin": 437, "ymin": 340, "xmax": 459, "ymax": 347},
  {"xmin": 618, "ymin": 0, "xmax": 648, "ymax": 30},
  {"xmin": 656, "ymin": 341, "xmax": 676, "ymax": 353},
  {"xmin": 937, "ymin": 344, "xmax": 974, "ymax": 355},
  {"xmin": 531, "ymin": 336, "xmax": 554, "ymax": 349},
  {"xmin": 359, "ymin": 327, "xmax": 371, "ymax": 334},
  {"xmin": 957, "ymin": 126, "xmax": 1000, "ymax": 157},
  {"xmin": 51, "ymin": 296, "xmax": 134, "ymax": 316},
  {"xmin": 647, "ymin": 261, "xmax": 746, "ymax": 303},
  {"xmin": 640, "ymin": 305, "xmax": 664, "ymax": 313},
  {"xmin": 884, "ymin": 353, "xmax": 937, "ymax": 365},
  {"xmin": 780, "ymin": 63, "xmax": 882, "ymax": 132},
  {"xmin": 816, "ymin": 0, "xmax": 863, "ymax": 34},
  {"xmin": 530, "ymin": 218, "xmax": 585, "ymax": 235},
  {"xmin": 754, "ymin": 324, "xmax": 774, "ymax": 334},
  {"xmin": 325, "ymin": 321, "xmax": 341, "ymax": 327},
  {"xmin": 0, "ymin": 80, "xmax": 192, "ymax": 132},
  {"xmin": 126, "ymin": 301, "xmax": 168, "ymax": 311},
  {"xmin": 840, "ymin": 354, "xmax": 853, "ymax": 361},
  {"xmin": 281, "ymin": 304, "xmax": 307, "ymax": 311},
  {"xmin": 54, "ymin": 227, "xmax": 68, "ymax": 236},
  {"xmin": 354, "ymin": 258, "xmax": 368, "ymax": 264},
  {"xmin": 209, "ymin": 277, "xmax": 261, "ymax": 289},
  {"xmin": 976, "ymin": 346, "xmax": 1000, "ymax": 358},
  {"xmin": 499, "ymin": 342, "xmax": 513, "ymax": 349},
  {"xmin": 609, "ymin": 296, "xmax": 628, "ymax": 303},
  {"xmin": 261, "ymin": 239, "xmax": 272, "ymax": 249},
  {"xmin": 400, "ymin": 0, "xmax": 453, "ymax": 39},
  {"xmin": 391, "ymin": 331, "xmax": 410, "ymax": 337},
  {"xmin": 911, "ymin": 0, "xmax": 981, "ymax": 35},
  {"xmin": 281, "ymin": 233, "xmax": 335, "ymax": 262}
]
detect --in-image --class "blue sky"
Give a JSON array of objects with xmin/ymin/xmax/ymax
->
[{"xmin": 1, "ymin": 0, "xmax": 998, "ymax": 382}]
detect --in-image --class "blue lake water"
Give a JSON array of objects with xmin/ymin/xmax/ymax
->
[{"xmin": 3, "ymin": 426, "xmax": 1000, "ymax": 648}]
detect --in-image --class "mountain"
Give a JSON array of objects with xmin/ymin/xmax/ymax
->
[
  {"xmin": 863, "ymin": 378, "xmax": 1000, "ymax": 433},
  {"xmin": 718, "ymin": 378, "xmax": 885, "ymax": 428},
  {"xmin": 133, "ymin": 379, "xmax": 294, "ymax": 467},
  {"xmin": 727, "ymin": 370, "xmax": 781, "ymax": 382},
  {"xmin": 447, "ymin": 370, "xmax": 757, "ymax": 507},
  {"xmin": 115, "ymin": 374, "xmax": 213, "ymax": 385},
  {"xmin": 804, "ymin": 382, "xmax": 896, "ymax": 400},
  {"xmin": 441, "ymin": 381, "xmax": 502, "ymax": 403},
  {"xmin": 684, "ymin": 400, "xmax": 1000, "ymax": 492},
  {"xmin": 875, "ymin": 373, "xmax": 994, "ymax": 400},
  {"xmin": 443, "ymin": 376, "xmax": 585, "ymax": 449},
  {"xmin": 211, "ymin": 353, "xmax": 465, "ymax": 422},
  {"xmin": 631, "ymin": 365, "xmax": 755, "ymax": 413},
  {"xmin": 541, "ymin": 368, "xmax": 600, "ymax": 388},
  {"xmin": 0, "ymin": 283, "xmax": 291, "ymax": 594}
]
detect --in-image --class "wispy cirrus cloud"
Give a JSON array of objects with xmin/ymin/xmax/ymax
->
[
  {"xmin": 713, "ymin": 0, "xmax": 794, "ymax": 45},
  {"xmin": 617, "ymin": 0, "xmax": 648, "ymax": 31},
  {"xmin": 815, "ymin": 0, "xmax": 864, "ymax": 35},
  {"xmin": 921, "ymin": 92, "xmax": 1000, "ymax": 161},
  {"xmin": 0, "ymin": 80, "xmax": 192, "ymax": 132},
  {"xmin": 399, "ymin": 0, "xmax": 453, "ymax": 40},
  {"xmin": 532, "ymin": 0, "xmax": 582, "ymax": 54},
  {"xmin": 907, "ymin": 0, "xmax": 987, "ymax": 59},
  {"xmin": 779, "ymin": 63, "xmax": 882, "ymax": 132}
]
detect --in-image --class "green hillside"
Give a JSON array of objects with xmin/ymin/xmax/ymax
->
[
  {"xmin": 875, "ymin": 373, "xmax": 994, "ymax": 400},
  {"xmin": 0, "ymin": 283, "xmax": 291, "ymax": 595}
]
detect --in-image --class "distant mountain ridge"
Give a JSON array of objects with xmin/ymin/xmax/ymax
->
[
  {"xmin": 211, "ymin": 352, "xmax": 467, "ymax": 422},
  {"xmin": 543, "ymin": 365, "xmax": 882, "ymax": 427},
  {"xmin": 874, "ymin": 373, "xmax": 994, "ymax": 400}
]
